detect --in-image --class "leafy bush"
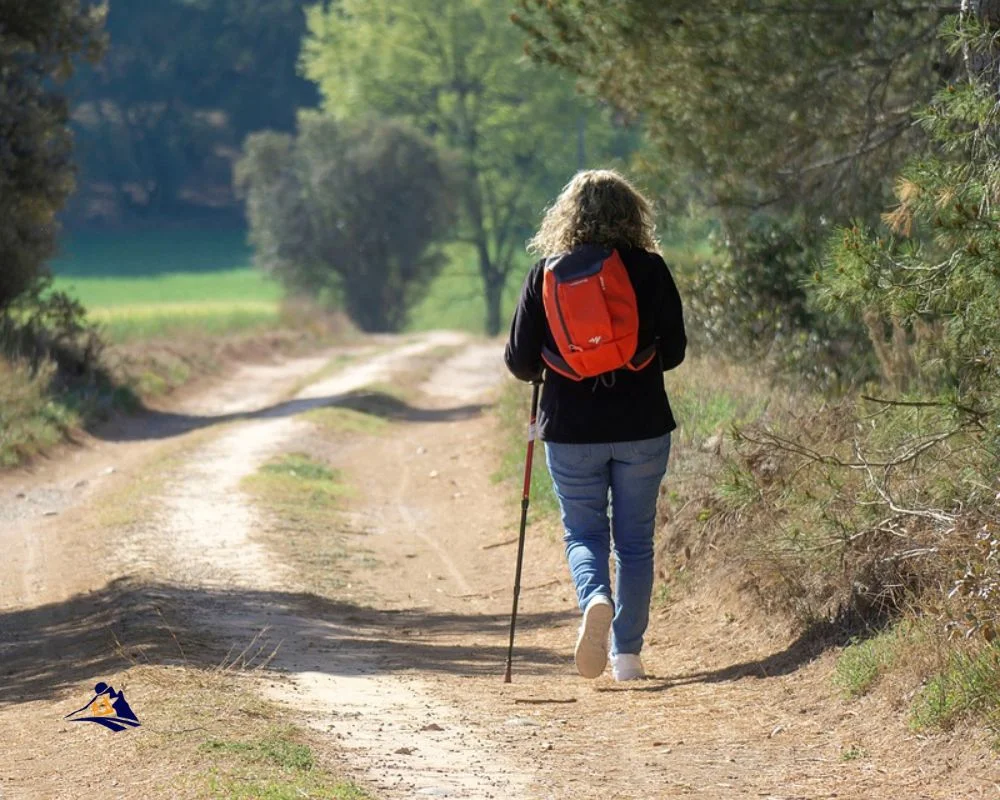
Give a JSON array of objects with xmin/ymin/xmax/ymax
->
[
  {"xmin": 0, "ymin": 0, "xmax": 105, "ymax": 311},
  {"xmin": 236, "ymin": 114, "xmax": 456, "ymax": 332},
  {"xmin": 676, "ymin": 217, "xmax": 875, "ymax": 388},
  {"xmin": 1, "ymin": 279, "xmax": 105, "ymax": 374},
  {"xmin": 0, "ymin": 360, "xmax": 79, "ymax": 467}
]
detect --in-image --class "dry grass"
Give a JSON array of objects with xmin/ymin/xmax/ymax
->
[
  {"xmin": 0, "ymin": 359, "xmax": 80, "ymax": 467},
  {"xmin": 0, "ymin": 301, "xmax": 354, "ymax": 471},
  {"xmin": 241, "ymin": 451, "xmax": 372, "ymax": 597},
  {"xmin": 654, "ymin": 356, "xmax": 775, "ymax": 585},
  {"xmin": 101, "ymin": 664, "xmax": 372, "ymax": 799}
]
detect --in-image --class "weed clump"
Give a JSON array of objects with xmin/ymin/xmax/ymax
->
[{"xmin": 910, "ymin": 645, "xmax": 1000, "ymax": 733}]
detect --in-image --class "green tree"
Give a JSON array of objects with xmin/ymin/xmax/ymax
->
[
  {"xmin": 236, "ymin": 115, "xmax": 455, "ymax": 332},
  {"xmin": 820, "ymin": 6, "xmax": 1000, "ymax": 406},
  {"xmin": 514, "ymin": 1, "xmax": 949, "ymax": 223},
  {"xmin": 513, "ymin": 1, "xmax": 957, "ymax": 372},
  {"xmin": 301, "ymin": 0, "xmax": 626, "ymax": 335},
  {"xmin": 67, "ymin": 0, "xmax": 317, "ymax": 226},
  {"xmin": 0, "ymin": 0, "xmax": 105, "ymax": 311}
]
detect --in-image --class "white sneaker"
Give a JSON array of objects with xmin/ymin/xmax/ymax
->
[
  {"xmin": 612, "ymin": 653, "xmax": 645, "ymax": 681},
  {"xmin": 575, "ymin": 595, "xmax": 613, "ymax": 678}
]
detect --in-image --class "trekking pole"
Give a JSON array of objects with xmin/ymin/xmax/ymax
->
[{"xmin": 504, "ymin": 380, "xmax": 542, "ymax": 683}]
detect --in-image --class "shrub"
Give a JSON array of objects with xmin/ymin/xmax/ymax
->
[
  {"xmin": 676, "ymin": 217, "xmax": 875, "ymax": 389},
  {"xmin": 236, "ymin": 114, "xmax": 456, "ymax": 333}
]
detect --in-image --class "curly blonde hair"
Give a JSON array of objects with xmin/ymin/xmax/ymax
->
[{"xmin": 527, "ymin": 169, "xmax": 659, "ymax": 257}]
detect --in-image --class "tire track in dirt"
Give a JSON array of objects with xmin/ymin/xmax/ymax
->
[
  {"xmin": 118, "ymin": 332, "xmax": 531, "ymax": 799},
  {"xmin": 0, "ymin": 352, "xmax": 335, "ymax": 610},
  {"xmin": 391, "ymin": 435, "xmax": 475, "ymax": 597}
]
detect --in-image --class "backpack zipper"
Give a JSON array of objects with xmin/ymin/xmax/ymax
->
[{"xmin": 554, "ymin": 289, "xmax": 581, "ymax": 351}]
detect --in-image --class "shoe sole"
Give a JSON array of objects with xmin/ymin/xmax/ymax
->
[
  {"xmin": 575, "ymin": 601, "xmax": 613, "ymax": 679},
  {"xmin": 612, "ymin": 655, "xmax": 646, "ymax": 682},
  {"xmin": 612, "ymin": 668, "xmax": 646, "ymax": 682}
]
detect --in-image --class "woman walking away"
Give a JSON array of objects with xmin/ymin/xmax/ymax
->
[{"xmin": 504, "ymin": 170, "xmax": 686, "ymax": 681}]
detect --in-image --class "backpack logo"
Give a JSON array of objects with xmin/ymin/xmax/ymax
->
[{"xmin": 588, "ymin": 335, "xmax": 603, "ymax": 345}]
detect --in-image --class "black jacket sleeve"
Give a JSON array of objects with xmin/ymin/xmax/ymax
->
[
  {"xmin": 655, "ymin": 256, "xmax": 687, "ymax": 371},
  {"xmin": 504, "ymin": 261, "xmax": 546, "ymax": 383}
]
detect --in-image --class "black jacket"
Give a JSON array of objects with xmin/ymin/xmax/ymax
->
[{"xmin": 503, "ymin": 245, "xmax": 686, "ymax": 444}]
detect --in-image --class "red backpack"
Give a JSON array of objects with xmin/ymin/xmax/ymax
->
[{"xmin": 541, "ymin": 245, "xmax": 657, "ymax": 381}]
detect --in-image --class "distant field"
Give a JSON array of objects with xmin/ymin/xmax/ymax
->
[
  {"xmin": 47, "ymin": 229, "xmax": 713, "ymax": 342},
  {"xmin": 51, "ymin": 229, "xmax": 284, "ymax": 342},
  {"xmin": 51, "ymin": 232, "xmax": 519, "ymax": 340}
]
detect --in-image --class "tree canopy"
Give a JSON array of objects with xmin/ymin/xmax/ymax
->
[
  {"xmin": 820, "ymin": 9, "xmax": 1000, "ymax": 402},
  {"xmin": 513, "ymin": 1, "xmax": 961, "ymax": 375},
  {"xmin": 514, "ymin": 1, "xmax": 951, "ymax": 224},
  {"xmin": 301, "ymin": 0, "xmax": 632, "ymax": 334}
]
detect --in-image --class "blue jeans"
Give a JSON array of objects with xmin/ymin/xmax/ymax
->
[{"xmin": 544, "ymin": 433, "xmax": 671, "ymax": 656}]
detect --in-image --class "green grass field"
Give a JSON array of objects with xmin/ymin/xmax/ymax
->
[
  {"xmin": 49, "ymin": 228, "xmax": 714, "ymax": 344},
  {"xmin": 51, "ymin": 230, "xmax": 283, "ymax": 342},
  {"xmin": 50, "ymin": 232, "xmax": 514, "ymax": 341},
  {"xmin": 54, "ymin": 270, "xmax": 283, "ymax": 343}
]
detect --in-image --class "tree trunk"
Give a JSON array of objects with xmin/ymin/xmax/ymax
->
[
  {"xmin": 969, "ymin": 0, "xmax": 1000, "ymax": 25},
  {"xmin": 478, "ymin": 242, "xmax": 505, "ymax": 336},
  {"xmin": 962, "ymin": 0, "xmax": 1000, "ymax": 89},
  {"xmin": 462, "ymin": 160, "xmax": 507, "ymax": 336}
]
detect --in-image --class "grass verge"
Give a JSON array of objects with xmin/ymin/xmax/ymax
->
[
  {"xmin": 910, "ymin": 643, "xmax": 1000, "ymax": 734},
  {"xmin": 834, "ymin": 621, "xmax": 926, "ymax": 698},
  {"xmin": 200, "ymin": 726, "xmax": 371, "ymax": 800},
  {"xmin": 105, "ymin": 665, "xmax": 372, "ymax": 799},
  {"xmin": 241, "ymin": 452, "xmax": 364, "ymax": 597},
  {"xmin": 0, "ymin": 360, "xmax": 91, "ymax": 467},
  {"xmin": 303, "ymin": 407, "xmax": 389, "ymax": 436},
  {"xmin": 242, "ymin": 453, "xmax": 350, "ymax": 526},
  {"xmin": 0, "ymin": 321, "xmax": 349, "ymax": 470},
  {"xmin": 493, "ymin": 378, "xmax": 558, "ymax": 518}
]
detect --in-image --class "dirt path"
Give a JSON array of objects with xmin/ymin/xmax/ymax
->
[{"xmin": 2, "ymin": 334, "xmax": 998, "ymax": 799}]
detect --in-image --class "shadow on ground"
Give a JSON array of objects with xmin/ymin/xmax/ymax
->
[
  {"xmin": 594, "ymin": 618, "xmax": 863, "ymax": 695},
  {"xmin": 95, "ymin": 390, "xmax": 489, "ymax": 444},
  {"xmin": 0, "ymin": 577, "xmax": 571, "ymax": 706}
]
